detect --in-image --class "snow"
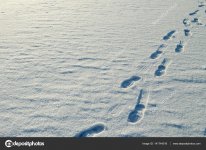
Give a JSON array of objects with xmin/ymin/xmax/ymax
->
[{"xmin": 0, "ymin": 0, "xmax": 205, "ymax": 137}]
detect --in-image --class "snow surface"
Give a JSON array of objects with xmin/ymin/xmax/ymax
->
[{"xmin": 0, "ymin": 0, "xmax": 206, "ymax": 137}]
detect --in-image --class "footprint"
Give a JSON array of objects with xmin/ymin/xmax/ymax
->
[
  {"xmin": 150, "ymin": 44, "xmax": 167, "ymax": 59},
  {"xmin": 184, "ymin": 29, "xmax": 192, "ymax": 36},
  {"xmin": 175, "ymin": 41, "xmax": 184, "ymax": 53},
  {"xmin": 75, "ymin": 123, "xmax": 106, "ymax": 137},
  {"xmin": 189, "ymin": 10, "xmax": 199, "ymax": 16},
  {"xmin": 183, "ymin": 18, "xmax": 191, "ymax": 26},
  {"xmin": 155, "ymin": 58, "xmax": 171, "ymax": 76},
  {"xmin": 128, "ymin": 89, "xmax": 149, "ymax": 123},
  {"xmin": 163, "ymin": 30, "xmax": 176, "ymax": 41},
  {"xmin": 121, "ymin": 76, "xmax": 141, "ymax": 88},
  {"xmin": 199, "ymin": 4, "xmax": 205, "ymax": 7},
  {"xmin": 198, "ymin": 2, "xmax": 205, "ymax": 7},
  {"xmin": 192, "ymin": 18, "xmax": 199, "ymax": 23},
  {"xmin": 192, "ymin": 18, "xmax": 203, "ymax": 25}
]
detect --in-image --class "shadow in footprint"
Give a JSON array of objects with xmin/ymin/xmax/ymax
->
[
  {"xmin": 175, "ymin": 41, "xmax": 184, "ymax": 53},
  {"xmin": 198, "ymin": 2, "xmax": 205, "ymax": 7},
  {"xmin": 128, "ymin": 89, "xmax": 149, "ymax": 123},
  {"xmin": 184, "ymin": 29, "xmax": 191, "ymax": 36},
  {"xmin": 183, "ymin": 18, "xmax": 191, "ymax": 26},
  {"xmin": 121, "ymin": 76, "xmax": 141, "ymax": 88},
  {"xmin": 192, "ymin": 18, "xmax": 203, "ymax": 25},
  {"xmin": 75, "ymin": 124, "xmax": 106, "ymax": 138},
  {"xmin": 199, "ymin": 4, "xmax": 205, "ymax": 7},
  {"xmin": 150, "ymin": 44, "xmax": 167, "ymax": 59},
  {"xmin": 163, "ymin": 30, "xmax": 176, "ymax": 41},
  {"xmin": 155, "ymin": 58, "xmax": 171, "ymax": 76},
  {"xmin": 192, "ymin": 18, "xmax": 199, "ymax": 23},
  {"xmin": 189, "ymin": 10, "xmax": 199, "ymax": 16}
]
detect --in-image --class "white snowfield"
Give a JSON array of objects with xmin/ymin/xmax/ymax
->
[{"xmin": 0, "ymin": 0, "xmax": 205, "ymax": 137}]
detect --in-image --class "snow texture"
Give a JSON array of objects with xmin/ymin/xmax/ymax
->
[{"xmin": 0, "ymin": 0, "xmax": 206, "ymax": 137}]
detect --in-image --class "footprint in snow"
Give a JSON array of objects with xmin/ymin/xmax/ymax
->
[
  {"xmin": 184, "ymin": 29, "xmax": 192, "ymax": 37},
  {"xmin": 75, "ymin": 123, "xmax": 106, "ymax": 137},
  {"xmin": 121, "ymin": 76, "xmax": 141, "ymax": 88},
  {"xmin": 155, "ymin": 58, "xmax": 172, "ymax": 77},
  {"xmin": 198, "ymin": 2, "xmax": 205, "ymax": 7},
  {"xmin": 128, "ymin": 89, "xmax": 149, "ymax": 124},
  {"xmin": 175, "ymin": 41, "xmax": 185, "ymax": 53},
  {"xmin": 192, "ymin": 18, "xmax": 203, "ymax": 25},
  {"xmin": 189, "ymin": 10, "xmax": 199, "ymax": 16},
  {"xmin": 150, "ymin": 44, "xmax": 167, "ymax": 59},
  {"xmin": 163, "ymin": 30, "xmax": 176, "ymax": 41},
  {"xmin": 183, "ymin": 18, "xmax": 191, "ymax": 27}
]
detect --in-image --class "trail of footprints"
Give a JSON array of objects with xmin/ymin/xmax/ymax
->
[
  {"xmin": 75, "ymin": 1, "xmax": 206, "ymax": 137},
  {"xmin": 120, "ymin": 1, "xmax": 206, "ymax": 124}
]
